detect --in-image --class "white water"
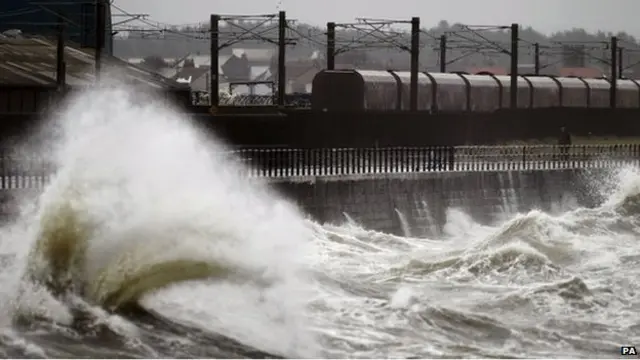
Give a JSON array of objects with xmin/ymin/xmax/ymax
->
[
  {"xmin": 0, "ymin": 83, "xmax": 639, "ymax": 358},
  {"xmin": 308, "ymin": 173, "xmax": 640, "ymax": 357},
  {"xmin": 0, "ymin": 84, "xmax": 319, "ymax": 357}
]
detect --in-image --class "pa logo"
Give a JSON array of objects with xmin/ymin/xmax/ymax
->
[{"xmin": 621, "ymin": 346, "xmax": 637, "ymax": 356}]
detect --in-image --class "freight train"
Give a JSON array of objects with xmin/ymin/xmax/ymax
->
[{"xmin": 311, "ymin": 69, "xmax": 640, "ymax": 112}]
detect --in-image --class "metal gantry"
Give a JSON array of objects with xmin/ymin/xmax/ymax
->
[
  {"xmin": 209, "ymin": 13, "xmax": 289, "ymax": 108},
  {"xmin": 324, "ymin": 18, "xmax": 422, "ymax": 110}
]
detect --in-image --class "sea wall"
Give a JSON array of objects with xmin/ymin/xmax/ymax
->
[
  {"xmin": 0, "ymin": 168, "xmax": 613, "ymax": 236},
  {"xmin": 272, "ymin": 169, "xmax": 608, "ymax": 237}
]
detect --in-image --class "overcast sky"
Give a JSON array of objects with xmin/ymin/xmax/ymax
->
[{"xmin": 113, "ymin": 0, "xmax": 640, "ymax": 37}]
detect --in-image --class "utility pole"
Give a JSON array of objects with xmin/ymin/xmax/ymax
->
[
  {"xmin": 277, "ymin": 11, "xmax": 286, "ymax": 107},
  {"xmin": 534, "ymin": 42, "xmax": 540, "ymax": 75},
  {"xmin": 439, "ymin": 35, "xmax": 446, "ymax": 72},
  {"xmin": 610, "ymin": 36, "xmax": 618, "ymax": 108},
  {"xmin": 210, "ymin": 14, "xmax": 219, "ymax": 108},
  {"xmin": 618, "ymin": 47, "xmax": 624, "ymax": 79},
  {"xmin": 509, "ymin": 23, "xmax": 519, "ymax": 109},
  {"xmin": 409, "ymin": 17, "xmax": 420, "ymax": 111},
  {"xmin": 326, "ymin": 22, "xmax": 336, "ymax": 70}
]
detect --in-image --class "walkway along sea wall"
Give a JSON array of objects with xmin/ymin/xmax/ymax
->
[{"xmin": 0, "ymin": 145, "xmax": 635, "ymax": 236}]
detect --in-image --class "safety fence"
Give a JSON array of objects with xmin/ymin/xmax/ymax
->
[
  {"xmin": 0, "ymin": 144, "xmax": 637, "ymax": 189},
  {"xmin": 233, "ymin": 144, "xmax": 640, "ymax": 177}
]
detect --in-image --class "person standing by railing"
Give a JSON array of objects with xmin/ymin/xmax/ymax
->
[{"xmin": 558, "ymin": 126, "xmax": 571, "ymax": 162}]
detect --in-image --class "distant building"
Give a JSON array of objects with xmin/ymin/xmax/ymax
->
[
  {"xmin": 283, "ymin": 60, "xmax": 322, "ymax": 93},
  {"xmin": 160, "ymin": 48, "xmax": 277, "ymax": 104},
  {"xmin": 173, "ymin": 66, "xmax": 211, "ymax": 93},
  {"xmin": 221, "ymin": 53, "xmax": 250, "ymax": 82}
]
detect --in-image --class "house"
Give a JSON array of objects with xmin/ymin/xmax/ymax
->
[
  {"xmin": 285, "ymin": 60, "xmax": 322, "ymax": 93},
  {"xmin": 173, "ymin": 66, "xmax": 211, "ymax": 93},
  {"xmin": 167, "ymin": 49, "xmax": 275, "ymax": 102},
  {"xmin": 221, "ymin": 53, "xmax": 250, "ymax": 82}
]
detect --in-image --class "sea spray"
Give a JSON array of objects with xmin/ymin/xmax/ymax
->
[{"xmin": 6, "ymin": 83, "xmax": 318, "ymax": 357}]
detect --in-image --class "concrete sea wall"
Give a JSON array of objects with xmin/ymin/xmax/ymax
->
[
  {"xmin": 0, "ymin": 167, "xmax": 613, "ymax": 237},
  {"xmin": 273, "ymin": 169, "xmax": 608, "ymax": 237}
]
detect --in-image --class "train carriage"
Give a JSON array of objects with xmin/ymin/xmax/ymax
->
[
  {"xmin": 492, "ymin": 75, "xmax": 533, "ymax": 109},
  {"xmin": 357, "ymin": 70, "xmax": 399, "ymax": 111},
  {"xmin": 310, "ymin": 69, "xmax": 394, "ymax": 111},
  {"xmin": 526, "ymin": 76, "xmax": 560, "ymax": 108},
  {"xmin": 311, "ymin": 68, "xmax": 640, "ymax": 112},
  {"xmin": 616, "ymin": 79, "xmax": 640, "ymax": 108},
  {"xmin": 428, "ymin": 73, "xmax": 468, "ymax": 112},
  {"xmin": 392, "ymin": 71, "xmax": 433, "ymax": 111},
  {"xmin": 555, "ymin": 77, "xmax": 589, "ymax": 107},
  {"xmin": 458, "ymin": 74, "xmax": 501, "ymax": 112},
  {"xmin": 583, "ymin": 78, "xmax": 610, "ymax": 108}
]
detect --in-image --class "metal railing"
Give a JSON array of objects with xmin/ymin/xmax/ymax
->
[
  {"xmin": 0, "ymin": 144, "xmax": 637, "ymax": 189},
  {"xmin": 233, "ymin": 144, "xmax": 640, "ymax": 177}
]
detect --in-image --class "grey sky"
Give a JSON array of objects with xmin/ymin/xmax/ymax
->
[{"xmin": 113, "ymin": 0, "xmax": 640, "ymax": 37}]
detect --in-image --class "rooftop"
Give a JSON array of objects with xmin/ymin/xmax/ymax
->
[
  {"xmin": 0, "ymin": 34, "xmax": 186, "ymax": 90},
  {"xmin": 173, "ymin": 66, "xmax": 210, "ymax": 83}
]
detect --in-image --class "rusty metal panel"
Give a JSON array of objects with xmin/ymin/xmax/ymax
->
[
  {"xmin": 355, "ymin": 70, "xmax": 399, "ymax": 110},
  {"xmin": 429, "ymin": 73, "xmax": 467, "ymax": 112},
  {"xmin": 583, "ymin": 78, "xmax": 610, "ymax": 108},
  {"xmin": 459, "ymin": 74, "xmax": 500, "ymax": 111},
  {"xmin": 556, "ymin": 77, "xmax": 588, "ymax": 107},
  {"xmin": 525, "ymin": 76, "xmax": 560, "ymax": 108},
  {"xmin": 616, "ymin": 80, "xmax": 639, "ymax": 108},
  {"xmin": 392, "ymin": 71, "xmax": 433, "ymax": 111},
  {"xmin": 493, "ymin": 75, "xmax": 532, "ymax": 109},
  {"xmin": 311, "ymin": 70, "xmax": 365, "ymax": 111}
]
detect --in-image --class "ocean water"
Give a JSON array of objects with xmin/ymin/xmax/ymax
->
[{"xmin": 0, "ymin": 84, "xmax": 638, "ymax": 358}]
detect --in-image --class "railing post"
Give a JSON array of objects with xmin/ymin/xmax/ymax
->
[
  {"xmin": 214, "ymin": 143, "xmax": 640, "ymax": 179},
  {"xmin": 448, "ymin": 146, "xmax": 455, "ymax": 171},
  {"xmin": 266, "ymin": 149, "xmax": 272, "ymax": 177},
  {"xmin": 386, "ymin": 147, "xmax": 390, "ymax": 173},
  {"xmin": 275, "ymin": 148, "xmax": 281, "ymax": 177}
]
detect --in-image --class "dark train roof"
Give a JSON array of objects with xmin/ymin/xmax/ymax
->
[{"xmin": 0, "ymin": 35, "xmax": 187, "ymax": 90}]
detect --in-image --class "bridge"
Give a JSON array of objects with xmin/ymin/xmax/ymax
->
[{"xmin": 0, "ymin": 144, "xmax": 637, "ymax": 189}]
